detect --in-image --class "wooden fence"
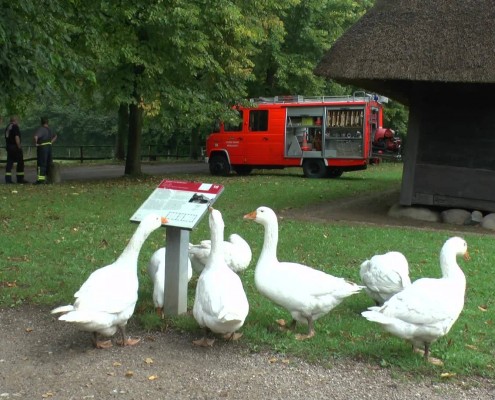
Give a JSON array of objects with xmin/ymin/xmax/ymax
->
[{"xmin": 0, "ymin": 144, "xmax": 190, "ymax": 163}]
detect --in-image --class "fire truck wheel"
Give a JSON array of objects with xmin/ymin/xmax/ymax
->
[
  {"xmin": 209, "ymin": 154, "xmax": 231, "ymax": 176},
  {"xmin": 302, "ymin": 159, "xmax": 327, "ymax": 179},
  {"xmin": 326, "ymin": 168, "xmax": 343, "ymax": 178},
  {"xmin": 233, "ymin": 165, "xmax": 253, "ymax": 176}
]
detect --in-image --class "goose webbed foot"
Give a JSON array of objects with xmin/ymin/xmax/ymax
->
[
  {"xmin": 413, "ymin": 345, "xmax": 444, "ymax": 366},
  {"xmin": 276, "ymin": 319, "xmax": 297, "ymax": 331},
  {"xmin": 193, "ymin": 327, "xmax": 215, "ymax": 347},
  {"xmin": 193, "ymin": 337, "xmax": 216, "ymax": 347},
  {"xmin": 223, "ymin": 332, "xmax": 243, "ymax": 341},
  {"xmin": 295, "ymin": 318, "xmax": 315, "ymax": 341},
  {"xmin": 92, "ymin": 332, "xmax": 113, "ymax": 349},
  {"xmin": 116, "ymin": 326, "xmax": 141, "ymax": 346},
  {"xmin": 117, "ymin": 337, "xmax": 141, "ymax": 346}
]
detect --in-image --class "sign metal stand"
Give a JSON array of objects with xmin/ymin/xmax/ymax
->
[{"xmin": 131, "ymin": 180, "xmax": 224, "ymax": 315}]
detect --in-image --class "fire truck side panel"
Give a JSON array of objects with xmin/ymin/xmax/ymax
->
[{"xmin": 206, "ymin": 94, "xmax": 394, "ymax": 177}]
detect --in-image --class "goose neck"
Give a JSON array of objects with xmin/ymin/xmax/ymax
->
[
  {"xmin": 117, "ymin": 224, "xmax": 154, "ymax": 266},
  {"xmin": 207, "ymin": 221, "xmax": 225, "ymax": 266},
  {"xmin": 259, "ymin": 220, "xmax": 279, "ymax": 261},
  {"xmin": 440, "ymin": 251, "xmax": 465, "ymax": 281}
]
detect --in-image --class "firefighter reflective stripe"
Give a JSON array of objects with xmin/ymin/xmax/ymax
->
[{"xmin": 39, "ymin": 142, "xmax": 52, "ymax": 146}]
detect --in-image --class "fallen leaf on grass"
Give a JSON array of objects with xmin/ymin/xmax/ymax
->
[
  {"xmin": 42, "ymin": 392, "xmax": 54, "ymax": 398},
  {"xmin": 465, "ymin": 344, "xmax": 478, "ymax": 350},
  {"xmin": 478, "ymin": 305, "xmax": 488, "ymax": 312},
  {"xmin": 25, "ymin": 327, "xmax": 33, "ymax": 333},
  {"xmin": 125, "ymin": 370, "xmax": 134, "ymax": 378},
  {"xmin": 7, "ymin": 256, "xmax": 29, "ymax": 262},
  {"xmin": 113, "ymin": 362, "xmax": 122, "ymax": 367},
  {"xmin": 268, "ymin": 358, "xmax": 278, "ymax": 364},
  {"xmin": 440, "ymin": 372, "xmax": 456, "ymax": 379},
  {"xmin": 144, "ymin": 357, "xmax": 154, "ymax": 365},
  {"xmin": 148, "ymin": 375, "xmax": 158, "ymax": 381}
]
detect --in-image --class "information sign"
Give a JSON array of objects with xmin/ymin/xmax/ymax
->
[{"xmin": 130, "ymin": 180, "xmax": 224, "ymax": 230}]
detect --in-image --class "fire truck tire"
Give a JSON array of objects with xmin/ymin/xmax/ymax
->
[
  {"xmin": 209, "ymin": 154, "xmax": 231, "ymax": 176},
  {"xmin": 233, "ymin": 165, "xmax": 253, "ymax": 176},
  {"xmin": 326, "ymin": 168, "xmax": 343, "ymax": 178},
  {"xmin": 302, "ymin": 159, "xmax": 327, "ymax": 179}
]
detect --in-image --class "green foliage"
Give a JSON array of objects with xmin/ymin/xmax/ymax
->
[
  {"xmin": 247, "ymin": 0, "xmax": 373, "ymax": 96},
  {"xmin": 0, "ymin": 1, "xmax": 411, "ymax": 170},
  {"xmin": 0, "ymin": 0, "xmax": 97, "ymax": 114},
  {"xmin": 384, "ymin": 100, "xmax": 409, "ymax": 137},
  {"xmin": 1, "ymin": 162, "xmax": 494, "ymax": 379}
]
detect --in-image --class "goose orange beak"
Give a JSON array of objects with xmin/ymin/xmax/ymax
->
[
  {"xmin": 161, "ymin": 217, "xmax": 168, "ymax": 224},
  {"xmin": 463, "ymin": 251, "xmax": 470, "ymax": 261},
  {"xmin": 243, "ymin": 210, "xmax": 257, "ymax": 220}
]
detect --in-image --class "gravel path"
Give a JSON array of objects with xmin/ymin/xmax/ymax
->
[{"xmin": 1, "ymin": 306, "xmax": 494, "ymax": 399}]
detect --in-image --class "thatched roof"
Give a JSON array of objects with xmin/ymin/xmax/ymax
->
[{"xmin": 315, "ymin": 0, "xmax": 495, "ymax": 104}]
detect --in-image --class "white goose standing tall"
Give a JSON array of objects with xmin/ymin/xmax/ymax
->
[
  {"xmin": 244, "ymin": 206, "xmax": 363, "ymax": 340},
  {"xmin": 361, "ymin": 236, "xmax": 469, "ymax": 364},
  {"xmin": 192, "ymin": 207, "xmax": 249, "ymax": 346},
  {"xmin": 51, "ymin": 213, "xmax": 167, "ymax": 348}
]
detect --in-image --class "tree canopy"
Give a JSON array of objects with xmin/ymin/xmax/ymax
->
[{"xmin": 0, "ymin": 0, "xmax": 402, "ymax": 174}]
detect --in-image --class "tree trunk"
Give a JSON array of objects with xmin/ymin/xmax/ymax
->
[
  {"xmin": 124, "ymin": 102, "xmax": 143, "ymax": 175},
  {"xmin": 189, "ymin": 127, "xmax": 200, "ymax": 160},
  {"xmin": 115, "ymin": 103, "xmax": 128, "ymax": 161}
]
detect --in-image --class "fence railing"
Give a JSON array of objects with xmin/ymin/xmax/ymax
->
[{"xmin": 0, "ymin": 145, "xmax": 190, "ymax": 163}]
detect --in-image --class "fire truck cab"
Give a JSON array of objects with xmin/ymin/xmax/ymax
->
[{"xmin": 206, "ymin": 92, "xmax": 399, "ymax": 178}]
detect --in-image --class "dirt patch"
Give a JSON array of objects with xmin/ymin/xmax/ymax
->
[{"xmin": 280, "ymin": 188, "xmax": 491, "ymax": 235}]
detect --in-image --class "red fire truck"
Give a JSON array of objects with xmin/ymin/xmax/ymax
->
[{"xmin": 205, "ymin": 92, "xmax": 400, "ymax": 178}]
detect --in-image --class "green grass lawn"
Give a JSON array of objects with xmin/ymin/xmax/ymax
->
[{"xmin": 1, "ymin": 162, "xmax": 494, "ymax": 380}]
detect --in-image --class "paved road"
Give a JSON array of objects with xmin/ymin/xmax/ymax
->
[{"xmin": 20, "ymin": 161, "xmax": 210, "ymax": 183}]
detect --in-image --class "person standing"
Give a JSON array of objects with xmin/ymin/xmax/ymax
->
[
  {"xmin": 5, "ymin": 116, "xmax": 27, "ymax": 184},
  {"xmin": 33, "ymin": 117, "xmax": 57, "ymax": 184}
]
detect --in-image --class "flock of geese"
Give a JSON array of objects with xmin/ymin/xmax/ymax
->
[{"xmin": 51, "ymin": 206, "xmax": 469, "ymax": 365}]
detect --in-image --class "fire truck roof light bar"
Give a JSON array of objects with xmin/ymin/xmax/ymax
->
[{"xmin": 250, "ymin": 92, "xmax": 387, "ymax": 105}]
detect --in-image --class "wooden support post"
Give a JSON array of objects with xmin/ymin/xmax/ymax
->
[
  {"xmin": 163, "ymin": 226, "xmax": 190, "ymax": 315},
  {"xmin": 400, "ymin": 90, "xmax": 421, "ymax": 206}
]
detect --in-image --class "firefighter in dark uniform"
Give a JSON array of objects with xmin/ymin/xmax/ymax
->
[
  {"xmin": 5, "ymin": 116, "xmax": 27, "ymax": 184},
  {"xmin": 33, "ymin": 116, "xmax": 57, "ymax": 184}
]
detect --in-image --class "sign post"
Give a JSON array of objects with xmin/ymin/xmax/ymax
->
[{"xmin": 131, "ymin": 180, "xmax": 224, "ymax": 315}]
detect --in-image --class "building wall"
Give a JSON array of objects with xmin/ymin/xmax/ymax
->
[{"xmin": 400, "ymin": 83, "xmax": 495, "ymax": 212}]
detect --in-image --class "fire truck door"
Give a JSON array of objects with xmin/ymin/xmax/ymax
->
[{"xmin": 242, "ymin": 109, "xmax": 282, "ymax": 164}]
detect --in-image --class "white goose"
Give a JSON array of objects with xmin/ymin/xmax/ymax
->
[
  {"xmin": 147, "ymin": 247, "xmax": 193, "ymax": 317},
  {"xmin": 189, "ymin": 233, "xmax": 252, "ymax": 274},
  {"xmin": 360, "ymin": 251, "xmax": 411, "ymax": 306},
  {"xmin": 192, "ymin": 207, "xmax": 249, "ymax": 346},
  {"xmin": 51, "ymin": 214, "xmax": 167, "ymax": 348},
  {"xmin": 244, "ymin": 206, "xmax": 363, "ymax": 340},
  {"xmin": 361, "ymin": 236, "xmax": 469, "ymax": 364}
]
